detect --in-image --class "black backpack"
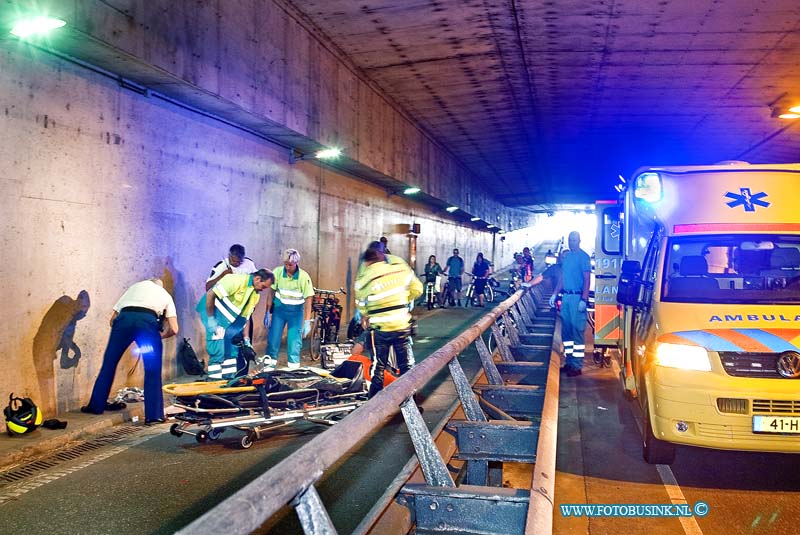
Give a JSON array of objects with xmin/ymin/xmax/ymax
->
[{"xmin": 178, "ymin": 338, "xmax": 205, "ymax": 376}]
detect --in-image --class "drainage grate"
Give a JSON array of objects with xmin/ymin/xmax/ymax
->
[{"xmin": 0, "ymin": 425, "xmax": 143, "ymax": 488}]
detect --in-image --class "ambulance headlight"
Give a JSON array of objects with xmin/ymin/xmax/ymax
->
[
  {"xmin": 634, "ymin": 172, "xmax": 662, "ymax": 203},
  {"xmin": 655, "ymin": 343, "xmax": 711, "ymax": 371}
]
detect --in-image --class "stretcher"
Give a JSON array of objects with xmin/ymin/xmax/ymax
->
[{"xmin": 164, "ymin": 359, "xmax": 368, "ymax": 449}]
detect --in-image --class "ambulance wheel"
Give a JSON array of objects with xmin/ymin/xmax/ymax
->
[
  {"xmin": 169, "ymin": 423, "xmax": 183, "ymax": 437},
  {"xmin": 240, "ymin": 432, "xmax": 255, "ymax": 449},
  {"xmin": 603, "ymin": 355, "xmax": 612, "ymax": 367},
  {"xmin": 642, "ymin": 406, "xmax": 676, "ymax": 465},
  {"xmin": 208, "ymin": 428, "xmax": 222, "ymax": 441},
  {"xmin": 593, "ymin": 350, "xmax": 603, "ymax": 366},
  {"xmin": 196, "ymin": 430, "xmax": 208, "ymax": 443}
]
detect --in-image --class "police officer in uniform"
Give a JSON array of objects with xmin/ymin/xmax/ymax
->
[
  {"xmin": 264, "ymin": 249, "xmax": 315, "ymax": 369},
  {"xmin": 355, "ymin": 243, "xmax": 423, "ymax": 398},
  {"xmin": 198, "ymin": 269, "xmax": 274, "ymax": 379},
  {"xmin": 82, "ymin": 278, "xmax": 178, "ymax": 424},
  {"xmin": 551, "ymin": 231, "xmax": 591, "ymax": 376}
]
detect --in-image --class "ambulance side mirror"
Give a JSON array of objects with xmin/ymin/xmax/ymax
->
[{"xmin": 617, "ymin": 260, "xmax": 642, "ymax": 306}]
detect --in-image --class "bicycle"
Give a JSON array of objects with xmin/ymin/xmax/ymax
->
[
  {"xmin": 309, "ymin": 287, "xmax": 346, "ymax": 361},
  {"xmin": 484, "ymin": 312, "xmax": 517, "ymax": 355},
  {"xmin": 463, "ymin": 274, "xmax": 493, "ymax": 307}
]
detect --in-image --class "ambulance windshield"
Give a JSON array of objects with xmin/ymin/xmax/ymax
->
[{"xmin": 662, "ymin": 235, "xmax": 800, "ymax": 303}]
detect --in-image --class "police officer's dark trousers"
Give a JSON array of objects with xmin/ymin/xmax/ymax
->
[
  {"xmin": 87, "ymin": 309, "xmax": 164, "ymax": 421},
  {"xmin": 367, "ymin": 328, "xmax": 414, "ymax": 398}
]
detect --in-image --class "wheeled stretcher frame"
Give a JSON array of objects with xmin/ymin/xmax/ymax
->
[{"xmin": 164, "ymin": 366, "xmax": 368, "ymax": 449}]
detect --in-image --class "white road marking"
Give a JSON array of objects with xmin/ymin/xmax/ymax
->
[
  {"xmin": 0, "ymin": 426, "xmax": 164, "ymax": 506},
  {"xmin": 609, "ymin": 355, "xmax": 704, "ymax": 535}
]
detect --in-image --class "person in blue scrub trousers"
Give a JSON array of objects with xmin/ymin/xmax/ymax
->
[
  {"xmin": 551, "ymin": 231, "xmax": 591, "ymax": 377},
  {"xmin": 82, "ymin": 278, "xmax": 178, "ymax": 424},
  {"xmin": 264, "ymin": 249, "xmax": 315, "ymax": 369},
  {"xmin": 198, "ymin": 269, "xmax": 274, "ymax": 380}
]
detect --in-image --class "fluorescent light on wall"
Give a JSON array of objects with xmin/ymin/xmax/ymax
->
[
  {"xmin": 470, "ymin": 217, "xmax": 481, "ymax": 222},
  {"xmin": 445, "ymin": 206, "xmax": 458, "ymax": 213},
  {"xmin": 315, "ymin": 147, "xmax": 342, "ymax": 160},
  {"xmin": 403, "ymin": 187, "xmax": 421, "ymax": 195},
  {"xmin": 10, "ymin": 16, "xmax": 66, "ymax": 38}
]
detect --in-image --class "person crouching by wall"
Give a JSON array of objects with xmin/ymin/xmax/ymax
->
[
  {"xmin": 81, "ymin": 278, "xmax": 178, "ymax": 425},
  {"xmin": 264, "ymin": 249, "xmax": 315, "ymax": 369}
]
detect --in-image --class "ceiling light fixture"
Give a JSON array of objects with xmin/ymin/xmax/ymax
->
[
  {"xmin": 403, "ymin": 186, "xmax": 421, "ymax": 195},
  {"xmin": 315, "ymin": 147, "xmax": 342, "ymax": 160},
  {"xmin": 772, "ymin": 106, "xmax": 800, "ymax": 120},
  {"xmin": 470, "ymin": 217, "xmax": 481, "ymax": 222},
  {"xmin": 10, "ymin": 16, "xmax": 66, "ymax": 38},
  {"xmin": 289, "ymin": 146, "xmax": 343, "ymax": 164},
  {"xmin": 445, "ymin": 206, "xmax": 458, "ymax": 213}
]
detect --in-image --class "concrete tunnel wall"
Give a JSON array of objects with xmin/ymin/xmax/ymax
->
[{"xmin": 0, "ymin": 43, "xmax": 541, "ymax": 422}]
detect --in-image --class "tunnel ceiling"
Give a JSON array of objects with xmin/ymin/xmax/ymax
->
[{"xmin": 288, "ymin": 0, "xmax": 800, "ymax": 207}]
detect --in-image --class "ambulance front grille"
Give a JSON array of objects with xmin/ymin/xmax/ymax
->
[
  {"xmin": 718, "ymin": 352, "xmax": 783, "ymax": 378},
  {"xmin": 752, "ymin": 399, "xmax": 800, "ymax": 415}
]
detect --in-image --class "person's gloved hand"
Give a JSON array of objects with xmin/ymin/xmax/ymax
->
[
  {"xmin": 213, "ymin": 326, "xmax": 225, "ymax": 340},
  {"xmin": 302, "ymin": 319, "xmax": 313, "ymax": 338},
  {"xmin": 408, "ymin": 299, "xmax": 415, "ymax": 311},
  {"xmin": 549, "ymin": 294, "xmax": 556, "ymax": 308},
  {"xmin": 263, "ymin": 312, "xmax": 271, "ymax": 329},
  {"xmin": 206, "ymin": 316, "xmax": 219, "ymax": 332},
  {"xmin": 243, "ymin": 337, "xmax": 253, "ymax": 348},
  {"xmin": 578, "ymin": 299, "xmax": 587, "ymax": 313},
  {"xmin": 354, "ymin": 309, "xmax": 362, "ymax": 322}
]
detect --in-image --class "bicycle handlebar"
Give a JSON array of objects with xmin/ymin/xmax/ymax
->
[{"xmin": 313, "ymin": 287, "xmax": 346, "ymax": 295}]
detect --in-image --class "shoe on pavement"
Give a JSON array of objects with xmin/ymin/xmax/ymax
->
[
  {"xmin": 80, "ymin": 405, "xmax": 103, "ymax": 415},
  {"xmin": 287, "ymin": 361, "xmax": 301, "ymax": 370},
  {"xmin": 145, "ymin": 418, "xmax": 166, "ymax": 426},
  {"xmin": 105, "ymin": 402, "xmax": 127, "ymax": 411}
]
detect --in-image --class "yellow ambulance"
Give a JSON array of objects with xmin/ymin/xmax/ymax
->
[{"xmin": 614, "ymin": 163, "xmax": 800, "ymax": 464}]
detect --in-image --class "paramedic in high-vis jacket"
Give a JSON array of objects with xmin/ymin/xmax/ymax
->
[
  {"xmin": 355, "ymin": 243, "xmax": 423, "ymax": 398},
  {"xmin": 551, "ymin": 231, "xmax": 591, "ymax": 377},
  {"xmin": 197, "ymin": 269, "xmax": 274, "ymax": 379},
  {"xmin": 264, "ymin": 248, "xmax": 315, "ymax": 369}
]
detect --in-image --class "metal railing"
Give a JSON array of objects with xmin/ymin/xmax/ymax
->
[{"xmin": 177, "ymin": 285, "xmax": 557, "ymax": 535}]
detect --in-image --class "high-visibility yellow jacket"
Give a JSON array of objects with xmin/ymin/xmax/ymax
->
[
  {"xmin": 212, "ymin": 273, "xmax": 260, "ymax": 322},
  {"xmin": 355, "ymin": 256, "xmax": 422, "ymax": 332}
]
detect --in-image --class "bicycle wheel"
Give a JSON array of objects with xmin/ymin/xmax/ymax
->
[
  {"xmin": 484, "ymin": 285, "xmax": 494, "ymax": 304},
  {"xmin": 309, "ymin": 321, "xmax": 322, "ymax": 361}
]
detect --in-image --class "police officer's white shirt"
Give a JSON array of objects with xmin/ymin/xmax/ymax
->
[
  {"xmin": 113, "ymin": 280, "xmax": 177, "ymax": 317},
  {"xmin": 206, "ymin": 257, "xmax": 257, "ymax": 283}
]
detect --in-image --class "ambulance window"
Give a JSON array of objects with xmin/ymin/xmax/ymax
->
[{"xmin": 601, "ymin": 207, "xmax": 621, "ymax": 255}]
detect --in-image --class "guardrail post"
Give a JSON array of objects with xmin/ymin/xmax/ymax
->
[
  {"xmin": 508, "ymin": 306, "xmax": 529, "ymax": 335},
  {"xmin": 473, "ymin": 337, "xmax": 504, "ymax": 385},
  {"xmin": 293, "ymin": 485, "xmax": 338, "ymax": 535},
  {"xmin": 400, "ymin": 396, "xmax": 455, "ymax": 488},
  {"xmin": 502, "ymin": 311, "xmax": 521, "ymax": 347},
  {"xmin": 489, "ymin": 323, "xmax": 514, "ymax": 362}
]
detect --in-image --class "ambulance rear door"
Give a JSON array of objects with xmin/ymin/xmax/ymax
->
[{"xmin": 594, "ymin": 200, "xmax": 623, "ymax": 349}]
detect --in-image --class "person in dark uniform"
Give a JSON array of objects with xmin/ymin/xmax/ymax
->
[
  {"xmin": 551, "ymin": 231, "xmax": 591, "ymax": 377},
  {"xmin": 470, "ymin": 252, "xmax": 492, "ymax": 307},
  {"xmin": 81, "ymin": 278, "xmax": 178, "ymax": 424}
]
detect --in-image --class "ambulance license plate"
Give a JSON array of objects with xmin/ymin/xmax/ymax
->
[{"xmin": 752, "ymin": 415, "xmax": 800, "ymax": 434}]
